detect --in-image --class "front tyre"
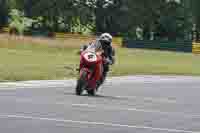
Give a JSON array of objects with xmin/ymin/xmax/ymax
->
[
  {"xmin": 87, "ymin": 89, "xmax": 96, "ymax": 96},
  {"xmin": 76, "ymin": 70, "xmax": 87, "ymax": 95}
]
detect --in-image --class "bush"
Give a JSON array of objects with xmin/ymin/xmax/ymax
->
[{"xmin": 8, "ymin": 9, "xmax": 36, "ymax": 35}]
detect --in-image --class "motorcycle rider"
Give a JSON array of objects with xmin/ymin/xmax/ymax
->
[{"xmin": 80, "ymin": 33, "xmax": 115, "ymax": 89}]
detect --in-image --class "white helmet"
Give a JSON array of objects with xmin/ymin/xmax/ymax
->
[{"xmin": 99, "ymin": 33, "xmax": 113, "ymax": 45}]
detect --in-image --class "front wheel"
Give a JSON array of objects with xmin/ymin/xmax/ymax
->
[
  {"xmin": 76, "ymin": 70, "xmax": 87, "ymax": 95},
  {"xmin": 87, "ymin": 89, "xmax": 96, "ymax": 96}
]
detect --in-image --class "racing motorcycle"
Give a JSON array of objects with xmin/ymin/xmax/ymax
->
[{"xmin": 75, "ymin": 48, "xmax": 105, "ymax": 96}]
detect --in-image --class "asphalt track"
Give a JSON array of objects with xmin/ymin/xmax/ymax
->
[{"xmin": 0, "ymin": 75, "xmax": 200, "ymax": 133}]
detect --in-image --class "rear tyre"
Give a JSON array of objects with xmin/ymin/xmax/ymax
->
[{"xmin": 76, "ymin": 70, "xmax": 87, "ymax": 95}]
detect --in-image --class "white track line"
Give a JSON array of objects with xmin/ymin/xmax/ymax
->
[
  {"xmin": 9, "ymin": 98, "xmax": 200, "ymax": 119},
  {"xmin": 114, "ymin": 95, "xmax": 177, "ymax": 103},
  {"xmin": 0, "ymin": 114, "xmax": 199, "ymax": 133},
  {"xmin": 1, "ymin": 75, "xmax": 200, "ymax": 87},
  {"xmin": 71, "ymin": 104, "xmax": 200, "ymax": 119},
  {"xmin": 3, "ymin": 98, "xmax": 200, "ymax": 119}
]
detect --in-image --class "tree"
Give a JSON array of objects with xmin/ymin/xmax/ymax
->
[
  {"xmin": 0, "ymin": 0, "xmax": 195, "ymax": 39},
  {"xmin": 190, "ymin": 0, "xmax": 200, "ymax": 30},
  {"xmin": 0, "ymin": 0, "xmax": 9, "ymax": 27}
]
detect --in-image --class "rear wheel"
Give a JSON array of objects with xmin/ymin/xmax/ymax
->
[{"xmin": 76, "ymin": 70, "xmax": 87, "ymax": 95}]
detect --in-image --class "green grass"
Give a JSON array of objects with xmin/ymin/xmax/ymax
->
[
  {"xmin": 111, "ymin": 48, "xmax": 200, "ymax": 76},
  {"xmin": 0, "ymin": 35, "xmax": 200, "ymax": 81}
]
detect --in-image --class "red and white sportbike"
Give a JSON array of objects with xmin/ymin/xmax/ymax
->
[{"xmin": 75, "ymin": 48, "xmax": 105, "ymax": 96}]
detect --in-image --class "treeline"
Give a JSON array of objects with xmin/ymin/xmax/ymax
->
[{"xmin": 0, "ymin": 0, "xmax": 200, "ymax": 40}]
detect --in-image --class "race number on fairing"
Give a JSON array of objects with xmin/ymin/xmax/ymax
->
[{"xmin": 83, "ymin": 52, "xmax": 97, "ymax": 62}]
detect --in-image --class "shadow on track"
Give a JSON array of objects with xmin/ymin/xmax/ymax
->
[{"xmin": 63, "ymin": 92, "xmax": 129, "ymax": 101}]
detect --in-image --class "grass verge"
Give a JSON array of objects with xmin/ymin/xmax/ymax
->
[{"xmin": 0, "ymin": 34, "xmax": 200, "ymax": 81}]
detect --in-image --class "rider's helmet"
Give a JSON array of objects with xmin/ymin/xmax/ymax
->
[{"xmin": 99, "ymin": 33, "xmax": 113, "ymax": 49}]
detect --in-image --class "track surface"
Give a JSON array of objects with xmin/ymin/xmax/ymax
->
[{"xmin": 0, "ymin": 76, "xmax": 200, "ymax": 133}]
